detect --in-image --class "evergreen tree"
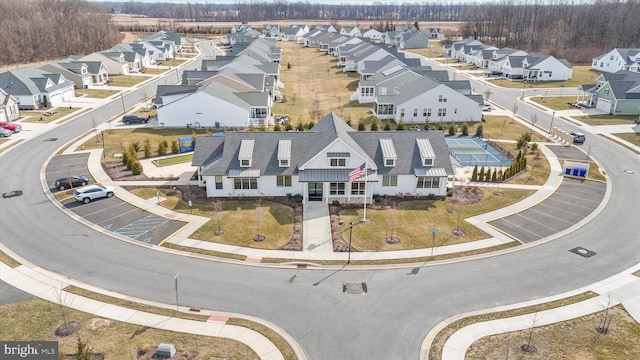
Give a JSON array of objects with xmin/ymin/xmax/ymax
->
[
  {"xmin": 475, "ymin": 124, "xmax": 483, "ymax": 137},
  {"xmin": 478, "ymin": 166, "xmax": 485, "ymax": 181},
  {"xmin": 384, "ymin": 120, "xmax": 391, "ymax": 131},
  {"xmin": 471, "ymin": 164, "xmax": 478, "ymax": 181},
  {"xmin": 370, "ymin": 117, "xmax": 380, "ymax": 131},
  {"xmin": 448, "ymin": 124, "xmax": 456, "ymax": 136},
  {"xmin": 358, "ymin": 119, "xmax": 366, "ymax": 131},
  {"xmin": 396, "ymin": 120, "xmax": 405, "ymax": 130},
  {"xmin": 461, "ymin": 122, "xmax": 469, "ymax": 136},
  {"xmin": 171, "ymin": 139, "xmax": 179, "ymax": 154}
]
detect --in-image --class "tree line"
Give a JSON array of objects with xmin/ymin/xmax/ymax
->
[{"xmin": 0, "ymin": 0, "xmax": 120, "ymax": 67}]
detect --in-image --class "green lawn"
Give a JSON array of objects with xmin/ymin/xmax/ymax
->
[
  {"xmin": 75, "ymin": 88, "xmax": 119, "ymax": 98},
  {"xmin": 19, "ymin": 107, "xmax": 80, "ymax": 123},
  {"xmin": 529, "ymin": 96, "xmax": 581, "ymax": 110},
  {"xmin": 153, "ymin": 153, "xmax": 194, "ymax": 166},
  {"xmin": 489, "ymin": 66, "xmax": 601, "ymax": 89},
  {"xmin": 140, "ymin": 67, "xmax": 167, "ymax": 75}
]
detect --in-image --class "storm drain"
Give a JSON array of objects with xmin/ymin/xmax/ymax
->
[
  {"xmin": 569, "ymin": 247, "xmax": 596, "ymax": 258},
  {"xmin": 343, "ymin": 282, "xmax": 368, "ymax": 295}
]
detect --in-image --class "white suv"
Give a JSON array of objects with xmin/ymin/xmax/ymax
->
[{"xmin": 74, "ymin": 185, "xmax": 115, "ymax": 204}]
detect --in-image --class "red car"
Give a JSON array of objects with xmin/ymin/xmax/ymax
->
[{"xmin": 0, "ymin": 121, "xmax": 22, "ymax": 133}]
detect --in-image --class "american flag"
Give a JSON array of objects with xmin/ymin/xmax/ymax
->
[{"xmin": 349, "ymin": 163, "xmax": 366, "ymax": 182}]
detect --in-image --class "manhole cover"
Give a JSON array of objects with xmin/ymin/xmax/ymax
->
[
  {"xmin": 44, "ymin": 138, "xmax": 58, "ymax": 141},
  {"xmin": 343, "ymin": 282, "xmax": 368, "ymax": 295},
  {"xmin": 569, "ymin": 247, "xmax": 596, "ymax": 258}
]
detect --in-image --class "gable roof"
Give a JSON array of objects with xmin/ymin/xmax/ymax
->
[{"xmin": 0, "ymin": 67, "xmax": 73, "ymax": 96}]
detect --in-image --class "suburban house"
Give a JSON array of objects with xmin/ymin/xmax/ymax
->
[
  {"xmin": 263, "ymin": 24, "xmax": 280, "ymax": 38},
  {"xmin": 111, "ymin": 43, "xmax": 154, "ymax": 68},
  {"xmin": 373, "ymin": 75, "xmax": 484, "ymax": 123},
  {"xmin": 339, "ymin": 26, "xmax": 362, "ymax": 37},
  {"xmin": 396, "ymin": 31, "xmax": 429, "ymax": 50},
  {"xmin": 75, "ymin": 51, "xmax": 129, "ymax": 76},
  {"xmin": 423, "ymin": 27, "xmax": 444, "ymax": 39},
  {"xmin": 40, "ymin": 60, "xmax": 109, "ymax": 89},
  {"xmin": 383, "ymin": 31, "xmax": 403, "ymax": 46},
  {"xmin": 279, "ymin": 25, "xmax": 307, "ymax": 42},
  {"xmin": 443, "ymin": 38, "xmax": 485, "ymax": 58},
  {"xmin": 192, "ymin": 112, "xmax": 453, "ymax": 201},
  {"xmin": 579, "ymin": 70, "xmax": 640, "ymax": 114},
  {"xmin": 592, "ymin": 48, "xmax": 640, "ymax": 73},
  {"xmin": 493, "ymin": 52, "xmax": 573, "ymax": 81},
  {"xmin": 484, "ymin": 48, "xmax": 527, "ymax": 73},
  {"xmin": 145, "ymin": 30, "xmax": 182, "ymax": 53},
  {"xmin": 0, "ymin": 88, "xmax": 20, "ymax": 122},
  {"xmin": 314, "ymin": 24, "xmax": 338, "ymax": 33},
  {"xmin": 0, "ymin": 67, "xmax": 75, "ymax": 109},
  {"xmin": 361, "ymin": 28, "xmax": 384, "ymax": 42}
]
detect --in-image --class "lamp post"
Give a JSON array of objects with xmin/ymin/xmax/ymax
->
[
  {"xmin": 347, "ymin": 221, "xmax": 354, "ymax": 264},
  {"xmin": 522, "ymin": 79, "xmax": 527, "ymax": 98},
  {"xmin": 428, "ymin": 228, "xmax": 439, "ymax": 257},
  {"xmin": 100, "ymin": 131, "xmax": 105, "ymax": 158},
  {"xmin": 548, "ymin": 111, "xmax": 556, "ymax": 134},
  {"xmin": 120, "ymin": 93, "xmax": 126, "ymax": 113}
]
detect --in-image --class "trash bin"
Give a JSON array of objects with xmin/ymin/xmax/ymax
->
[
  {"xmin": 579, "ymin": 168, "xmax": 587, "ymax": 177},
  {"xmin": 565, "ymin": 167, "xmax": 572, "ymax": 175},
  {"xmin": 573, "ymin": 168, "xmax": 580, "ymax": 176}
]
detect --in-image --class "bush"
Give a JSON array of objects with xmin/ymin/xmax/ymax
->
[
  {"xmin": 285, "ymin": 123, "xmax": 293, "ymax": 131},
  {"xmin": 461, "ymin": 122, "xmax": 469, "ymax": 136},
  {"xmin": 141, "ymin": 344, "xmax": 151, "ymax": 353},
  {"xmin": 471, "ymin": 164, "xmax": 478, "ymax": 181},
  {"xmin": 475, "ymin": 124, "xmax": 483, "ymax": 137},
  {"xmin": 158, "ymin": 140, "xmax": 168, "ymax": 156},
  {"xmin": 171, "ymin": 139, "xmax": 179, "ymax": 154},
  {"xmin": 131, "ymin": 160, "xmax": 143, "ymax": 175},
  {"xmin": 307, "ymin": 120, "xmax": 315, "ymax": 129},
  {"xmin": 478, "ymin": 166, "xmax": 485, "ymax": 181},
  {"xmin": 358, "ymin": 119, "xmax": 365, "ymax": 131},
  {"xmin": 383, "ymin": 120, "xmax": 391, "ymax": 131},
  {"xmin": 122, "ymin": 150, "xmax": 130, "ymax": 166},
  {"xmin": 144, "ymin": 139, "xmax": 151, "ymax": 158},
  {"xmin": 370, "ymin": 117, "xmax": 380, "ymax": 131},
  {"xmin": 131, "ymin": 141, "xmax": 141, "ymax": 153},
  {"xmin": 332, "ymin": 199, "xmax": 340, "ymax": 206},
  {"xmin": 396, "ymin": 120, "xmax": 405, "ymax": 130},
  {"xmin": 448, "ymin": 124, "xmax": 456, "ymax": 136},
  {"xmin": 274, "ymin": 123, "xmax": 281, "ymax": 131},
  {"xmin": 296, "ymin": 123, "xmax": 304, "ymax": 131}
]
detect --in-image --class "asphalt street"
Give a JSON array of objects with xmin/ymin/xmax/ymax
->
[{"xmin": 1, "ymin": 43, "xmax": 639, "ymax": 360}]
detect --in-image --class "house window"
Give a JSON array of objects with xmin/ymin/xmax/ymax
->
[
  {"xmin": 241, "ymin": 159, "xmax": 250, "ymax": 167},
  {"xmin": 416, "ymin": 177, "xmax": 440, "ymax": 188},
  {"xmin": 330, "ymin": 158, "xmax": 346, "ymax": 167},
  {"xmin": 593, "ymin": 60, "xmax": 597, "ymax": 66},
  {"xmin": 413, "ymin": 108, "xmax": 418, "ymax": 117},
  {"xmin": 277, "ymin": 175, "xmax": 292, "ymax": 187},
  {"xmin": 604, "ymin": 88, "xmax": 610, "ymax": 95},
  {"xmin": 379, "ymin": 87, "xmax": 387, "ymax": 95},
  {"xmin": 351, "ymin": 182, "xmax": 365, "ymax": 195},
  {"xmin": 329, "ymin": 182, "xmax": 345, "ymax": 195},
  {"xmin": 423, "ymin": 158, "xmax": 434, "ymax": 166},
  {"xmin": 382, "ymin": 175, "xmax": 397, "ymax": 186},
  {"xmin": 280, "ymin": 159, "xmax": 289, "ymax": 167},
  {"xmin": 215, "ymin": 176, "xmax": 223, "ymax": 189},
  {"xmin": 233, "ymin": 178, "xmax": 257, "ymax": 190},
  {"xmin": 424, "ymin": 108, "xmax": 431, "ymax": 117},
  {"xmin": 400, "ymin": 108, "xmax": 405, "ymax": 118},
  {"xmin": 252, "ymin": 108, "xmax": 267, "ymax": 118},
  {"xmin": 454, "ymin": 108, "xmax": 458, "ymax": 114},
  {"xmin": 438, "ymin": 95, "xmax": 447, "ymax": 102},
  {"xmin": 438, "ymin": 108, "xmax": 447, "ymax": 117},
  {"xmin": 610, "ymin": 55, "xmax": 614, "ymax": 60},
  {"xmin": 385, "ymin": 159, "xmax": 395, "ymax": 166}
]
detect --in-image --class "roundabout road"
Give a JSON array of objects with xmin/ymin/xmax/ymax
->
[{"xmin": 2, "ymin": 67, "xmax": 640, "ymax": 360}]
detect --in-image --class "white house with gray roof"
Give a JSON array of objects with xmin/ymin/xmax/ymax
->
[
  {"xmin": 192, "ymin": 113, "xmax": 453, "ymax": 202},
  {"xmin": 0, "ymin": 88, "xmax": 20, "ymax": 122},
  {"xmin": 592, "ymin": 48, "xmax": 640, "ymax": 73},
  {"xmin": 0, "ymin": 67, "xmax": 75, "ymax": 109},
  {"xmin": 76, "ymin": 51, "xmax": 129, "ymax": 75}
]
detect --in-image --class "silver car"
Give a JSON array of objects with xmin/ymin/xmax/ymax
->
[
  {"xmin": 74, "ymin": 185, "xmax": 115, "ymax": 204},
  {"xmin": 0, "ymin": 127, "xmax": 11, "ymax": 138}
]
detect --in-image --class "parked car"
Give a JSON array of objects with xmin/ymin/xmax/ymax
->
[
  {"xmin": 74, "ymin": 185, "xmax": 115, "ymax": 204},
  {"xmin": 0, "ymin": 127, "xmax": 12, "ymax": 138},
  {"xmin": 569, "ymin": 131, "xmax": 586, "ymax": 144},
  {"xmin": 482, "ymin": 104, "xmax": 493, "ymax": 111},
  {"xmin": 55, "ymin": 175, "xmax": 89, "ymax": 191},
  {"xmin": 0, "ymin": 121, "xmax": 22, "ymax": 133},
  {"xmin": 122, "ymin": 114, "xmax": 149, "ymax": 124}
]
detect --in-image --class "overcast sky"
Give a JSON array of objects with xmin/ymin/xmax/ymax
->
[{"xmin": 92, "ymin": 0, "xmax": 487, "ymax": 4}]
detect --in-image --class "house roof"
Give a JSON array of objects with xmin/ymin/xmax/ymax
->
[
  {"xmin": 600, "ymin": 71, "xmax": 640, "ymax": 99},
  {"xmin": 197, "ymin": 113, "xmax": 453, "ymax": 178},
  {"xmin": 0, "ymin": 67, "xmax": 73, "ymax": 96}
]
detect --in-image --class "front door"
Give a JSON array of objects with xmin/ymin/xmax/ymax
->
[{"xmin": 308, "ymin": 182, "xmax": 323, "ymax": 201}]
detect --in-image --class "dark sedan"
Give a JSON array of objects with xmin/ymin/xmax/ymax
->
[{"xmin": 55, "ymin": 175, "xmax": 89, "ymax": 190}]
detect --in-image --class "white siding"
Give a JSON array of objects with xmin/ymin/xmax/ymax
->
[
  {"xmin": 158, "ymin": 92, "xmax": 249, "ymax": 128},
  {"xmin": 396, "ymin": 84, "xmax": 482, "ymax": 123}
]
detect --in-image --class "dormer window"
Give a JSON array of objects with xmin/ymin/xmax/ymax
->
[
  {"xmin": 278, "ymin": 139, "xmax": 291, "ymax": 168},
  {"xmin": 238, "ymin": 139, "xmax": 254, "ymax": 168},
  {"xmin": 380, "ymin": 139, "xmax": 396, "ymax": 167},
  {"xmin": 416, "ymin": 138, "xmax": 435, "ymax": 167},
  {"xmin": 327, "ymin": 152, "xmax": 349, "ymax": 167}
]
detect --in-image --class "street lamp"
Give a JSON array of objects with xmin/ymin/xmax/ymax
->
[
  {"xmin": 100, "ymin": 131, "xmax": 105, "ymax": 159},
  {"xmin": 522, "ymin": 79, "xmax": 527, "ymax": 97},
  {"xmin": 120, "ymin": 93, "xmax": 126, "ymax": 113},
  {"xmin": 549, "ymin": 111, "xmax": 556, "ymax": 134},
  {"xmin": 347, "ymin": 221, "xmax": 354, "ymax": 264}
]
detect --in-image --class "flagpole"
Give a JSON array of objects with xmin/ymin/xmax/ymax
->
[{"xmin": 362, "ymin": 160, "xmax": 367, "ymax": 222}]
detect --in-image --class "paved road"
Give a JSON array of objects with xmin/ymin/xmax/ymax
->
[{"xmin": 1, "ymin": 49, "xmax": 639, "ymax": 360}]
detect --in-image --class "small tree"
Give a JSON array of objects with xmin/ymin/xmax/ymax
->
[
  {"xmin": 370, "ymin": 117, "xmax": 380, "ymax": 131},
  {"xmin": 307, "ymin": 120, "xmax": 315, "ymax": 129},
  {"xmin": 475, "ymin": 124, "xmax": 483, "ymax": 137},
  {"xmin": 471, "ymin": 164, "xmax": 478, "ymax": 181},
  {"xmin": 171, "ymin": 139, "xmax": 180, "ymax": 154},
  {"xmin": 74, "ymin": 335, "xmax": 93, "ymax": 360},
  {"xmin": 492, "ymin": 169, "xmax": 498, "ymax": 181},
  {"xmin": 274, "ymin": 123, "xmax": 282, "ymax": 131},
  {"xmin": 358, "ymin": 119, "xmax": 366, "ymax": 131},
  {"xmin": 158, "ymin": 139, "xmax": 168, "ymax": 156},
  {"xmin": 461, "ymin": 122, "xmax": 469, "ymax": 136},
  {"xmin": 143, "ymin": 139, "xmax": 151, "ymax": 158},
  {"xmin": 131, "ymin": 141, "xmax": 141, "ymax": 153},
  {"xmin": 122, "ymin": 150, "xmax": 130, "ymax": 166},
  {"xmin": 478, "ymin": 166, "xmax": 485, "ymax": 181},
  {"xmin": 485, "ymin": 168, "xmax": 491, "ymax": 181},
  {"xmin": 448, "ymin": 124, "xmax": 456, "ymax": 136},
  {"xmin": 131, "ymin": 160, "xmax": 143, "ymax": 175},
  {"xmin": 285, "ymin": 123, "xmax": 293, "ymax": 131},
  {"xmin": 396, "ymin": 119, "xmax": 406, "ymax": 130},
  {"xmin": 296, "ymin": 122, "xmax": 304, "ymax": 131},
  {"xmin": 384, "ymin": 120, "xmax": 392, "ymax": 131}
]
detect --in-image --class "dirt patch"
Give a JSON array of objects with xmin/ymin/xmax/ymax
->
[
  {"xmin": 88, "ymin": 318, "xmax": 111, "ymax": 330},
  {"xmin": 445, "ymin": 186, "xmax": 484, "ymax": 205},
  {"xmin": 55, "ymin": 321, "xmax": 80, "ymax": 337}
]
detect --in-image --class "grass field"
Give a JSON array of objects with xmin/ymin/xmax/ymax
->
[
  {"xmin": 153, "ymin": 153, "xmax": 193, "ymax": 166},
  {"xmin": 75, "ymin": 88, "xmax": 119, "ymax": 99}
]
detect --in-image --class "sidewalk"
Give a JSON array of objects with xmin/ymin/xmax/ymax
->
[
  {"xmin": 0, "ymin": 251, "xmax": 293, "ymax": 360},
  {"xmin": 420, "ymin": 264, "xmax": 640, "ymax": 360}
]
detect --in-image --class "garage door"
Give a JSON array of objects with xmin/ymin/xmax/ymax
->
[{"xmin": 596, "ymin": 98, "xmax": 612, "ymax": 113}]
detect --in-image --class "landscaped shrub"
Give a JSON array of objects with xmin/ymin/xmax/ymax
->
[
  {"xmin": 370, "ymin": 117, "xmax": 380, "ymax": 131},
  {"xmin": 131, "ymin": 141, "xmax": 140, "ymax": 153},
  {"xmin": 448, "ymin": 124, "xmax": 456, "ymax": 136},
  {"xmin": 358, "ymin": 119, "xmax": 365, "ymax": 131},
  {"xmin": 475, "ymin": 124, "xmax": 483, "ymax": 137},
  {"xmin": 296, "ymin": 122, "xmax": 304, "ymax": 131},
  {"xmin": 122, "ymin": 150, "xmax": 130, "ymax": 166},
  {"xmin": 171, "ymin": 139, "xmax": 179, "ymax": 154},
  {"xmin": 307, "ymin": 120, "xmax": 315, "ymax": 129},
  {"xmin": 158, "ymin": 139, "xmax": 168, "ymax": 156},
  {"xmin": 332, "ymin": 199, "xmax": 340, "ymax": 206},
  {"xmin": 144, "ymin": 139, "xmax": 151, "ymax": 158},
  {"xmin": 492, "ymin": 169, "xmax": 498, "ymax": 181},
  {"xmin": 396, "ymin": 120, "xmax": 405, "ymax": 130},
  {"xmin": 485, "ymin": 168, "xmax": 491, "ymax": 181},
  {"xmin": 461, "ymin": 122, "xmax": 469, "ymax": 136},
  {"xmin": 384, "ymin": 120, "xmax": 391, "ymax": 131},
  {"xmin": 274, "ymin": 123, "xmax": 282, "ymax": 131},
  {"xmin": 471, "ymin": 164, "xmax": 478, "ymax": 181},
  {"xmin": 478, "ymin": 166, "xmax": 485, "ymax": 181},
  {"xmin": 141, "ymin": 344, "xmax": 151, "ymax": 353},
  {"xmin": 285, "ymin": 123, "xmax": 293, "ymax": 131},
  {"xmin": 131, "ymin": 161, "xmax": 143, "ymax": 175}
]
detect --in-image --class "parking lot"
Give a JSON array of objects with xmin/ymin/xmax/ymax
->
[
  {"xmin": 46, "ymin": 154, "xmax": 94, "ymax": 191},
  {"xmin": 48, "ymin": 154, "xmax": 187, "ymax": 245},
  {"xmin": 489, "ymin": 178, "xmax": 606, "ymax": 243}
]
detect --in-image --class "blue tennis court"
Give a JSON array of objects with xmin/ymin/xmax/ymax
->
[{"xmin": 446, "ymin": 136, "xmax": 512, "ymax": 167}]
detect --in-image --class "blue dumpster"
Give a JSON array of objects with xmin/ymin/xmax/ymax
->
[
  {"xmin": 573, "ymin": 168, "xmax": 580, "ymax": 176},
  {"xmin": 565, "ymin": 167, "xmax": 572, "ymax": 175},
  {"xmin": 579, "ymin": 168, "xmax": 587, "ymax": 177}
]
